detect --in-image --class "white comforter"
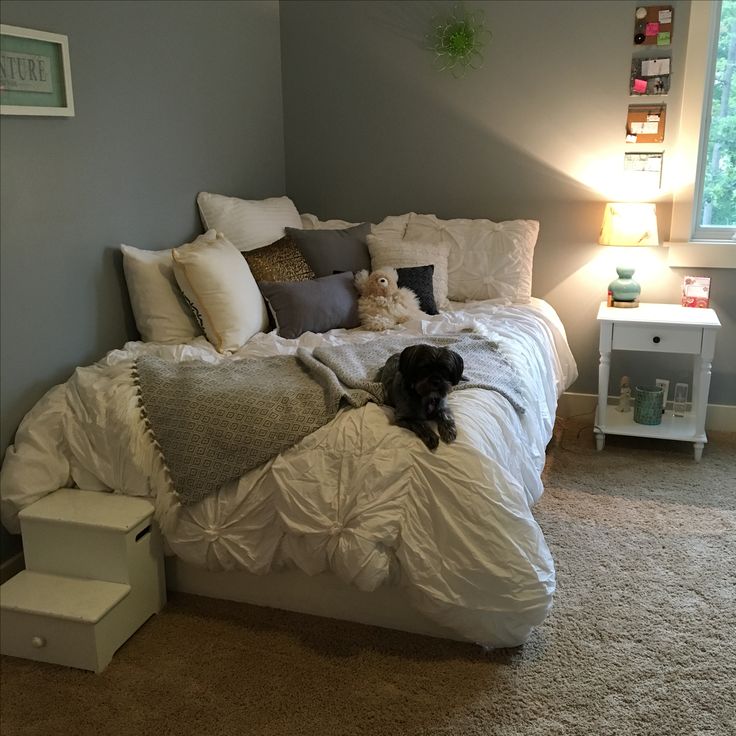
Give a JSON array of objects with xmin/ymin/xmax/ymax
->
[{"xmin": 1, "ymin": 298, "xmax": 576, "ymax": 647}]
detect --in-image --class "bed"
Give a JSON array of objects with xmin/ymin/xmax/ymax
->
[{"xmin": 0, "ymin": 202, "xmax": 577, "ymax": 649}]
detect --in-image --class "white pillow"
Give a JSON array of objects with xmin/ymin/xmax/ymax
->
[
  {"xmin": 121, "ymin": 244, "xmax": 201, "ymax": 344},
  {"xmin": 172, "ymin": 230, "xmax": 268, "ymax": 353},
  {"xmin": 404, "ymin": 214, "xmax": 539, "ymax": 303},
  {"xmin": 197, "ymin": 192, "xmax": 302, "ymax": 251},
  {"xmin": 366, "ymin": 233, "xmax": 451, "ymax": 309}
]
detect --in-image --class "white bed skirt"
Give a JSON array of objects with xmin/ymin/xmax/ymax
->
[{"xmin": 166, "ymin": 558, "xmax": 463, "ymax": 642}]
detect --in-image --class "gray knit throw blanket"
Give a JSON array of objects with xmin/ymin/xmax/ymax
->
[{"xmin": 134, "ymin": 334, "xmax": 524, "ymax": 506}]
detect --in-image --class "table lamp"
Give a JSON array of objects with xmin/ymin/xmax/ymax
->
[{"xmin": 598, "ymin": 202, "xmax": 659, "ymax": 308}]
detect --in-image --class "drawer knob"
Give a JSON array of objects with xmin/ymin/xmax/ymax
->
[
  {"xmin": 652, "ymin": 336, "xmax": 661, "ymax": 344},
  {"xmin": 31, "ymin": 636, "xmax": 46, "ymax": 648}
]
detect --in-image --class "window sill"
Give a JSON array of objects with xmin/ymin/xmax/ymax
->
[{"xmin": 665, "ymin": 242, "xmax": 736, "ymax": 269}]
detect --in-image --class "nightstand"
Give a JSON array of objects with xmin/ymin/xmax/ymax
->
[{"xmin": 594, "ymin": 302, "xmax": 721, "ymax": 461}]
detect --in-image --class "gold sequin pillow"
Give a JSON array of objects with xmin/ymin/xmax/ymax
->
[{"xmin": 243, "ymin": 235, "xmax": 315, "ymax": 282}]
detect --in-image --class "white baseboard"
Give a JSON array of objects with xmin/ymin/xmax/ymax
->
[
  {"xmin": 0, "ymin": 552, "xmax": 25, "ymax": 584},
  {"xmin": 558, "ymin": 392, "xmax": 736, "ymax": 432}
]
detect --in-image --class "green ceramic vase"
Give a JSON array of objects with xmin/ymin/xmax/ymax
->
[{"xmin": 609, "ymin": 266, "xmax": 640, "ymax": 303}]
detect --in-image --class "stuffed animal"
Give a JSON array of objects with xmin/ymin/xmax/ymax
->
[{"xmin": 354, "ymin": 267, "xmax": 424, "ymax": 331}]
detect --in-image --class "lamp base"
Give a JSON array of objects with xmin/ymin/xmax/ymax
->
[{"xmin": 612, "ymin": 299, "xmax": 640, "ymax": 308}]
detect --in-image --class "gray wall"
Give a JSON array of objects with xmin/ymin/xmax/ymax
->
[
  {"xmin": 0, "ymin": 0, "xmax": 284, "ymax": 558},
  {"xmin": 280, "ymin": 0, "xmax": 735, "ymax": 404}
]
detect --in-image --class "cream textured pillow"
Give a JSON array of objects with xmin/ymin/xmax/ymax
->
[
  {"xmin": 172, "ymin": 230, "xmax": 268, "ymax": 353},
  {"xmin": 366, "ymin": 233, "xmax": 451, "ymax": 309},
  {"xmin": 121, "ymin": 244, "xmax": 201, "ymax": 344},
  {"xmin": 404, "ymin": 214, "xmax": 539, "ymax": 303},
  {"xmin": 197, "ymin": 192, "xmax": 302, "ymax": 251}
]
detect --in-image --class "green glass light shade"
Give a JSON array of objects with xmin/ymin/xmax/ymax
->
[{"xmin": 609, "ymin": 266, "xmax": 640, "ymax": 303}]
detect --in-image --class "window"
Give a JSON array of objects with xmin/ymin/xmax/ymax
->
[
  {"xmin": 668, "ymin": 0, "xmax": 736, "ymax": 267},
  {"xmin": 692, "ymin": 0, "xmax": 736, "ymax": 242}
]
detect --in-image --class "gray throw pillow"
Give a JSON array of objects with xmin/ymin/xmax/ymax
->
[
  {"xmin": 285, "ymin": 223, "xmax": 371, "ymax": 277},
  {"xmin": 397, "ymin": 265, "xmax": 438, "ymax": 315},
  {"xmin": 258, "ymin": 271, "xmax": 360, "ymax": 339}
]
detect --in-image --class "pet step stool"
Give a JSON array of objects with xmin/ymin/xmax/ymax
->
[{"xmin": 0, "ymin": 489, "xmax": 165, "ymax": 673}]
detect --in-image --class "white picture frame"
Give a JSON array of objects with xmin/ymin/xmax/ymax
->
[{"xmin": 0, "ymin": 24, "xmax": 74, "ymax": 116}]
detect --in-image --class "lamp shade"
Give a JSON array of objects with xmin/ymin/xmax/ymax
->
[{"xmin": 599, "ymin": 202, "xmax": 659, "ymax": 246}]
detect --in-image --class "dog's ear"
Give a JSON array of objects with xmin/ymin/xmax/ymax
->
[
  {"xmin": 354, "ymin": 270, "xmax": 369, "ymax": 295},
  {"xmin": 446, "ymin": 350, "xmax": 464, "ymax": 385},
  {"xmin": 399, "ymin": 344, "xmax": 425, "ymax": 379}
]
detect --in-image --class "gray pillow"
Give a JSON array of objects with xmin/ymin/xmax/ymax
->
[
  {"xmin": 258, "ymin": 271, "xmax": 360, "ymax": 339},
  {"xmin": 285, "ymin": 223, "xmax": 371, "ymax": 277}
]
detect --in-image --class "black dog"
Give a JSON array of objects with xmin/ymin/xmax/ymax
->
[{"xmin": 380, "ymin": 344, "xmax": 464, "ymax": 450}]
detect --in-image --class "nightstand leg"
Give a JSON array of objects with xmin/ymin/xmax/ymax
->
[
  {"xmin": 693, "ymin": 442, "xmax": 704, "ymax": 462},
  {"xmin": 595, "ymin": 350, "xmax": 611, "ymax": 451},
  {"xmin": 693, "ymin": 356, "xmax": 712, "ymax": 439}
]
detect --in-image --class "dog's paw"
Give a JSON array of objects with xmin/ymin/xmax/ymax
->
[
  {"xmin": 421, "ymin": 431, "xmax": 440, "ymax": 450},
  {"xmin": 438, "ymin": 421, "xmax": 457, "ymax": 443}
]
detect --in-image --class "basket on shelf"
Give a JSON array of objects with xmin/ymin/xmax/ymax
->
[{"xmin": 633, "ymin": 385, "xmax": 664, "ymax": 425}]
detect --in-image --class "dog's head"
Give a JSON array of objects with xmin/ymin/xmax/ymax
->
[
  {"xmin": 354, "ymin": 268, "xmax": 399, "ymax": 298},
  {"xmin": 398, "ymin": 344, "xmax": 464, "ymax": 416}
]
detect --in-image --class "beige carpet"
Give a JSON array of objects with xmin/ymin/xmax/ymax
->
[{"xmin": 2, "ymin": 418, "xmax": 735, "ymax": 736}]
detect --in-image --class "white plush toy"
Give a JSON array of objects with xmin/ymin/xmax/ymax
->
[{"xmin": 354, "ymin": 267, "xmax": 424, "ymax": 331}]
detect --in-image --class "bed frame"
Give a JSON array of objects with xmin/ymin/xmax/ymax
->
[{"xmin": 166, "ymin": 557, "xmax": 462, "ymax": 641}]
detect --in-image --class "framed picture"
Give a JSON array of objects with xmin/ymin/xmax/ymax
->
[
  {"xmin": 681, "ymin": 275, "xmax": 711, "ymax": 308},
  {"xmin": 1, "ymin": 24, "xmax": 74, "ymax": 116}
]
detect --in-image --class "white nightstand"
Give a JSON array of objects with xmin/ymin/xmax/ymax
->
[{"xmin": 595, "ymin": 302, "xmax": 721, "ymax": 461}]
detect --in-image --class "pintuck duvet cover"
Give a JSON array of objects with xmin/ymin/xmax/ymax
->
[{"xmin": 0, "ymin": 298, "xmax": 577, "ymax": 648}]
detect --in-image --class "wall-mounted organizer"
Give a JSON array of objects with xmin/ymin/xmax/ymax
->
[
  {"xmin": 620, "ymin": 6, "xmax": 674, "ymax": 192},
  {"xmin": 633, "ymin": 5, "xmax": 673, "ymax": 46},
  {"xmin": 623, "ymin": 152, "xmax": 664, "ymax": 189},
  {"xmin": 630, "ymin": 56, "xmax": 671, "ymax": 95},
  {"xmin": 626, "ymin": 104, "xmax": 666, "ymax": 143}
]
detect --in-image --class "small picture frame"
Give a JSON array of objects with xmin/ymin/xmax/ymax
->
[
  {"xmin": 1, "ymin": 24, "xmax": 74, "ymax": 116},
  {"xmin": 681, "ymin": 276, "xmax": 711, "ymax": 308}
]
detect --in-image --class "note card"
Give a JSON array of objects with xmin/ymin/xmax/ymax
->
[
  {"xmin": 641, "ymin": 58, "xmax": 670, "ymax": 76},
  {"xmin": 657, "ymin": 31, "xmax": 671, "ymax": 45},
  {"xmin": 659, "ymin": 9, "xmax": 672, "ymax": 23},
  {"xmin": 645, "ymin": 22, "xmax": 660, "ymax": 36},
  {"xmin": 633, "ymin": 78, "xmax": 648, "ymax": 93}
]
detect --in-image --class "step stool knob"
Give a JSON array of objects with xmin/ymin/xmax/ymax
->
[{"xmin": 31, "ymin": 636, "xmax": 46, "ymax": 648}]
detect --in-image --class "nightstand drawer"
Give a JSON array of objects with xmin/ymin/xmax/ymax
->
[{"xmin": 612, "ymin": 324, "xmax": 702, "ymax": 354}]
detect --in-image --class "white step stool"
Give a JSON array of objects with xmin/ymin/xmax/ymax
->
[{"xmin": 0, "ymin": 489, "xmax": 166, "ymax": 673}]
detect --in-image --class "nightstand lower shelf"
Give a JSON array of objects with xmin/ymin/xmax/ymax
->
[{"xmin": 595, "ymin": 405, "xmax": 706, "ymax": 459}]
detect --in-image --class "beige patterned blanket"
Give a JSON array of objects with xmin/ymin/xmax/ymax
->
[{"xmin": 134, "ymin": 334, "xmax": 523, "ymax": 506}]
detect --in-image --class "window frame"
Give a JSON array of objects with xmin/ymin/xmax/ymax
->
[
  {"xmin": 667, "ymin": 0, "xmax": 736, "ymax": 268},
  {"xmin": 691, "ymin": 0, "xmax": 735, "ymax": 242}
]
